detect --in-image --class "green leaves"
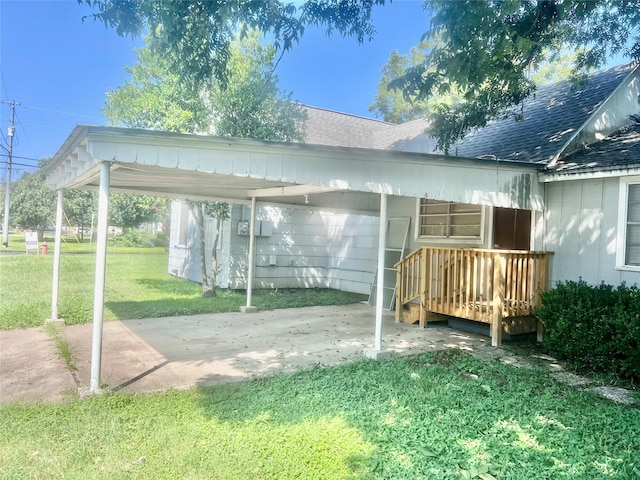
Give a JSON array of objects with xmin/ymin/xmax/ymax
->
[
  {"xmin": 80, "ymin": 0, "xmax": 389, "ymax": 87},
  {"xmin": 209, "ymin": 30, "xmax": 307, "ymax": 142},
  {"xmin": 8, "ymin": 170, "xmax": 56, "ymax": 236},
  {"xmin": 108, "ymin": 193, "xmax": 159, "ymax": 232},
  {"xmin": 392, "ymin": 0, "xmax": 640, "ymax": 151},
  {"xmin": 539, "ymin": 279, "xmax": 640, "ymax": 382}
]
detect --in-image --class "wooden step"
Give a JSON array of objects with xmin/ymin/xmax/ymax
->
[{"xmin": 402, "ymin": 304, "xmax": 420, "ymax": 325}]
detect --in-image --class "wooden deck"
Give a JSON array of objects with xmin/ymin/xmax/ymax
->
[{"xmin": 395, "ymin": 247, "xmax": 553, "ymax": 346}]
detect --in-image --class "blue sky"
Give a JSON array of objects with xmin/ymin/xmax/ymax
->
[{"xmin": 0, "ymin": 0, "xmax": 429, "ymax": 178}]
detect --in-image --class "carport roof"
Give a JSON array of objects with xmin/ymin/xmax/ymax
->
[{"xmin": 45, "ymin": 125, "xmax": 544, "ymax": 212}]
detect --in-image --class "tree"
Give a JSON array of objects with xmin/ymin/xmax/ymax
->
[
  {"xmin": 9, "ymin": 169, "xmax": 56, "ymax": 241},
  {"xmin": 210, "ymin": 32, "xmax": 307, "ymax": 141},
  {"xmin": 108, "ymin": 193, "xmax": 159, "ymax": 232},
  {"xmin": 83, "ymin": 0, "xmax": 640, "ymax": 151},
  {"xmin": 104, "ymin": 32, "xmax": 305, "ymax": 296},
  {"xmin": 80, "ymin": 0, "xmax": 386, "ymax": 87},
  {"xmin": 64, "ymin": 190, "xmax": 97, "ymax": 241},
  {"xmin": 371, "ymin": 42, "xmax": 582, "ymax": 125},
  {"xmin": 369, "ymin": 42, "xmax": 464, "ymax": 124},
  {"xmin": 104, "ymin": 44, "xmax": 210, "ymax": 133},
  {"xmin": 390, "ymin": 0, "xmax": 640, "ymax": 152}
]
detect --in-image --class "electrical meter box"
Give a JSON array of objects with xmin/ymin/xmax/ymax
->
[{"xmin": 237, "ymin": 221, "xmax": 249, "ymax": 235}]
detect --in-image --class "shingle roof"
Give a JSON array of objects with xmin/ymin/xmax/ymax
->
[
  {"xmin": 383, "ymin": 64, "xmax": 636, "ymax": 164},
  {"xmin": 301, "ymin": 105, "xmax": 395, "ymax": 148},
  {"xmin": 547, "ymin": 122, "xmax": 640, "ymax": 173},
  {"xmin": 300, "ymin": 64, "xmax": 636, "ymax": 170}
]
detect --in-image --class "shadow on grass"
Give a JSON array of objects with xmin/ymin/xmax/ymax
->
[
  {"xmin": 190, "ymin": 353, "xmax": 640, "ymax": 479},
  {"xmin": 105, "ymin": 299, "xmax": 241, "ymax": 319},
  {"xmin": 134, "ymin": 277, "xmax": 202, "ymax": 296}
]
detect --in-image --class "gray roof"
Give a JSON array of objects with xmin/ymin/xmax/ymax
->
[
  {"xmin": 301, "ymin": 64, "xmax": 636, "ymax": 170},
  {"xmin": 301, "ymin": 105, "xmax": 396, "ymax": 148},
  {"xmin": 547, "ymin": 122, "xmax": 640, "ymax": 173},
  {"xmin": 384, "ymin": 64, "xmax": 635, "ymax": 163}
]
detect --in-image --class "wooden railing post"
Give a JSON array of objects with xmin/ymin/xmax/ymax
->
[
  {"xmin": 419, "ymin": 248, "xmax": 428, "ymax": 327},
  {"xmin": 491, "ymin": 253, "xmax": 505, "ymax": 347}
]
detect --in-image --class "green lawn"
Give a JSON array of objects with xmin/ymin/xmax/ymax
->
[
  {"xmin": 0, "ymin": 253, "xmax": 366, "ymax": 330},
  {"xmin": 0, "ymin": 232, "xmax": 167, "ymax": 255},
  {"xmin": 2, "ymin": 234, "xmax": 638, "ymax": 479},
  {"xmin": 1, "ymin": 350, "xmax": 638, "ymax": 479}
]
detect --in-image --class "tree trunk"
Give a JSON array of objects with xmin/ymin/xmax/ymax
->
[
  {"xmin": 193, "ymin": 203, "xmax": 215, "ymax": 297},
  {"xmin": 210, "ymin": 216, "xmax": 222, "ymax": 293}
]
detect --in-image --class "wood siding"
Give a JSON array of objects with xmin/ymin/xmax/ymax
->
[
  {"xmin": 544, "ymin": 178, "xmax": 640, "ymax": 286},
  {"xmin": 170, "ymin": 202, "xmax": 378, "ymax": 294}
]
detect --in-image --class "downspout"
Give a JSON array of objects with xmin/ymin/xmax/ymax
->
[
  {"xmin": 89, "ymin": 161, "xmax": 110, "ymax": 394},
  {"xmin": 47, "ymin": 188, "xmax": 64, "ymax": 324}
]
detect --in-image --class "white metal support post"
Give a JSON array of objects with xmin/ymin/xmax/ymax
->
[
  {"xmin": 240, "ymin": 196, "xmax": 258, "ymax": 313},
  {"xmin": 364, "ymin": 192, "xmax": 392, "ymax": 360},
  {"xmin": 47, "ymin": 188, "xmax": 64, "ymax": 324},
  {"xmin": 89, "ymin": 162, "xmax": 111, "ymax": 393}
]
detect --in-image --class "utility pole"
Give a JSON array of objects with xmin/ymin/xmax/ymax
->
[{"xmin": 2, "ymin": 100, "xmax": 19, "ymax": 247}]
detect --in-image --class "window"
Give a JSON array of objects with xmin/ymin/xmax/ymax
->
[
  {"xmin": 618, "ymin": 178, "xmax": 640, "ymax": 268},
  {"xmin": 418, "ymin": 199, "xmax": 483, "ymax": 239}
]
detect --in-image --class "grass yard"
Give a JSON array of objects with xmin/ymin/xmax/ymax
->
[
  {"xmin": 1, "ymin": 350, "xmax": 639, "ymax": 479},
  {"xmin": 0, "ymin": 253, "xmax": 366, "ymax": 330}
]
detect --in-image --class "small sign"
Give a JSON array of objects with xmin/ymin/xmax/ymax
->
[{"xmin": 25, "ymin": 231, "xmax": 38, "ymax": 253}]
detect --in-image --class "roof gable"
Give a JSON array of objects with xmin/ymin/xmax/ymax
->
[{"xmin": 546, "ymin": 122, "xmax": 640, "ymax": 174}]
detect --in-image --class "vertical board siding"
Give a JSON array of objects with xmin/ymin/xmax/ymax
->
[
  {"xmin": 170, "ymin": 202, "xmax": 379, "ymax": 294},
  {"xmin": 544, "ymin": 178, "xmax": 640, "ymax": 287}
]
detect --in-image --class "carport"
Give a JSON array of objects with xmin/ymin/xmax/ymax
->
[{"xmin": 44, "ymin": 125, "xmax": 543, "ymax": 394}]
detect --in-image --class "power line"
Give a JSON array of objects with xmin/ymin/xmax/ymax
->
[
  {"xmin": 1, "ymin": 154, "xmax": 41, "ymax": 163},
  {"xmin": 21, "ymin": 103, "xmax": 104, "ymax": 121},
  {"xmin": 0, "ymin": 159, "xmax": 38, "ymax": 169}
]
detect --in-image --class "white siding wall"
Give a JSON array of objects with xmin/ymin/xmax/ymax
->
[
  {"xmin": 226, "ymin": 205, "xmax": 378, "ymax": 293},
  {"xmin": 543, "ymin": 178, "xmax": 640, "ymax": 286},
  {"xmin": 324, "ymin": 213, "xmax": 379, "ymax": 294},
  {"xmin": 170, "ymin": 202, "xmax": 379, "ymax": 294}
]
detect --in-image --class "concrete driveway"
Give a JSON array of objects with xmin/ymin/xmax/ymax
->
[{"xmin": 1, "ymin": 303, "xmax": 491, "ymax": 404}]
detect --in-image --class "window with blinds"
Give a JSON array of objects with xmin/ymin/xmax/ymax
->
[
  {"xmin": 418, "ymin": 199, "xmax": 482, "ymax": 239},
  {"xmin": 625, "ymin": 184, "xmax": 640, "ymax": 265}
]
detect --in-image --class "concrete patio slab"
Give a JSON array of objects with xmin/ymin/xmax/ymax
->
[{"xmin": 2, "ymin": 303, "xmax": 493, "ymax": 403}]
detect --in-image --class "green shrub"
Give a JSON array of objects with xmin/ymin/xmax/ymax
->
[
  {"xmin": 152, "ymin": 231, "xmax": 168, "ymax": 248},
  {"xmin": 539, "ymin": 279, "xmax": 640, "ymax": 381},
  {"xmin": 109, "ymin": 230, "xmax": 145, "ymax": 247}
]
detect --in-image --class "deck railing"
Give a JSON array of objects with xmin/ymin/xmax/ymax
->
[{"xmin": 395, "ymin": 247, "xmax": 553, "ymax": 345}]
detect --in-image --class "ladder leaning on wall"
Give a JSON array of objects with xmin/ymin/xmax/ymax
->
[{"xmin": 367, "ymin": 217, "xmax": 411, "ymax": 310}]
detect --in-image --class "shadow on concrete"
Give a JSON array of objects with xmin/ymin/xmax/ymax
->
[{"xmin": 61, "ymin": 304, "xmax": 492, "ymax": 395}]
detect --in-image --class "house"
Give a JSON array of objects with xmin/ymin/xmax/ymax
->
[
  {"xmin": 43, "ymin": 62, "xmax": 639, "ymax": 392},
  {"xmin": 170, "ymin": 62, "xmax": 640, "ymax": 322}
]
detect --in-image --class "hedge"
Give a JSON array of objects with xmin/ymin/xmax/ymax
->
[{"xmin": 538, "ymin": 279, "xmax": 640, "ymax": 382}]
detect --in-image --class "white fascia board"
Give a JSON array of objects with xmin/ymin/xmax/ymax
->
[
  {"xmin": 48, "ymin": 126, "xmax": 544, "ymax": 210},
  {"xmin": 539, "ymin": 166, "xmax": 640, "ymax": 183},
  {"xmin": 247, "ymin": 185, "xmax": 340, "ymax": 198}
]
